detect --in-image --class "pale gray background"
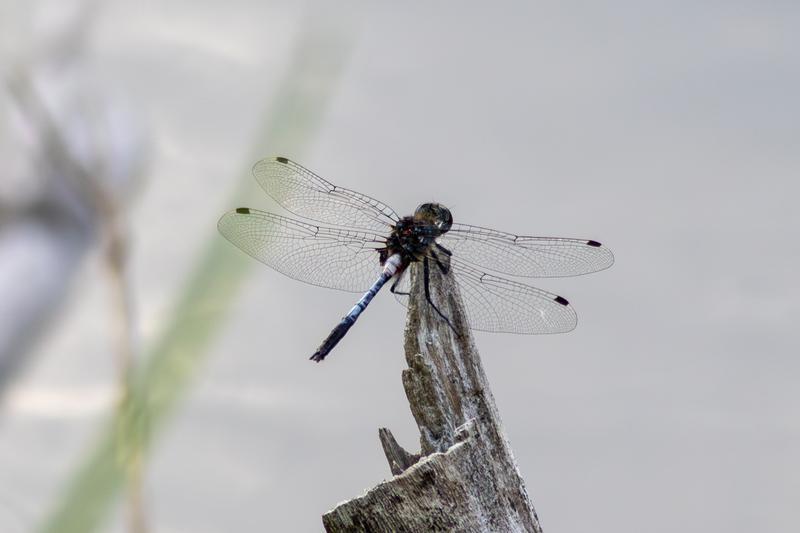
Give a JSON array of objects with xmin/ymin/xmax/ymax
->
[{"xmin": 2, "ymin": 1, "xmax": 798, "ymax": 532}]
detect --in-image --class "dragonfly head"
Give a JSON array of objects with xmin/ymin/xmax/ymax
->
[{"xmin": 414, "ymin": 202, "xmax": 453, "ymax": 234}]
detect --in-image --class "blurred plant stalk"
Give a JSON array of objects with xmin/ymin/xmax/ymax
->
[
  {"xmin": 0, "ymin": 0, "xmax": 122, "ymax": 396},
  {"xmin": 5, "ymin": 3, "xmax": 150, "ymax": 530},
  {"xmin": 35, "ymin": 6, "xmax": 359, "ymax": 533},
  {"xmin": 7, "ymin": 75, "xmax": 150, "ymax": 533},
  {"xmin": 3, "ymin": 2, "xmax": 151, "ymax": 532}
]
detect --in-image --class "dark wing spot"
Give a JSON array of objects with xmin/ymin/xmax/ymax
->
[
  {"xmin": 554, "ymin": 295, "xmax": 569, "ymax": 306},
  {"xmin": 586, "ymin": 240, "xmax": 602, "ymax": 247},
  {"xmin": 275, "ymin": 156, "xmax": 289, "ymax": 164},
  {"xmin": 235, "ymin": 207, "xmax": 251, "ymax": 214}
]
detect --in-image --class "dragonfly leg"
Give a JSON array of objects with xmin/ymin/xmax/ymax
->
[
  {"xmin": 430, "ymin": 246, "xmax": 450, "ymax": 275},
  {"xmin": 389, "ymin": 274, "xmax": 410, "ymax": 296},
  {"xmin": 423, "ymin": 257, "xmax": 459, "ymax": 336},
  {"xmin": 435, "ymin": 242, "xmax": 452, "ymax": 256},
  {"xmin": 431, "ymin": 242, "xmax": 453, "ymax": 274},
  {"xmin": 436, "ymin": 254, "xmax": 450, "ymax": 274}
]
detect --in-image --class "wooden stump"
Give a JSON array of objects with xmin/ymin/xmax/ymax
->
[{"xmin": 322, "ymin": 261, "xmax": 543, "ymax": 532}]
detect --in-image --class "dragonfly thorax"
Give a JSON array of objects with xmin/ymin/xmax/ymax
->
[{"xmin": 381, "ymin": 204, "xmax": 451, "ymax": 266}]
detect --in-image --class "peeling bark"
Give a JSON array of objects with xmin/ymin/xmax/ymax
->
[{"xmin": 322, "ymin": 262, "xmax": 543, "ymax": 532}]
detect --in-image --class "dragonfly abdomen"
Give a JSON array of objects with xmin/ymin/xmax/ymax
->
[{"xmin": 310, "ymin": 254, "xmax": 403, "ymax": 362}]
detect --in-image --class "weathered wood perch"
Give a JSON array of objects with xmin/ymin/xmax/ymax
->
[{"xmin": 322, "ymin": 262, "xmax": 544, "ymax": 532}]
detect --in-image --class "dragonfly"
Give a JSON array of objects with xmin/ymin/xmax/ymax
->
[{"xmin": 218, "ymin": 157, "xmax": 613, "ymax": 362}]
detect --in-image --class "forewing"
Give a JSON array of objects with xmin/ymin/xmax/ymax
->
[
  {"xmin": 437, "ymin": 223, "xmax": 614, "ymax": 278},
  {"xmin": 218, "ymin": 208, "xmax": 386, "ymax": 293},
  {"xmin": 393, "ymin": 257, "xmax": 577, "ymax": 334},
  {"xmin": 252, "ymin": 157, "xmax": 400, "ymax": 232}
]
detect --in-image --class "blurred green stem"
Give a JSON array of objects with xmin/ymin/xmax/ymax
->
[
  {"xmin": 38, "ymin": 11, "xmax": 357, "ymax": 533},
  {"xmin": 105, "ymin": 221, "xmax": 148, "ymax": 533}
]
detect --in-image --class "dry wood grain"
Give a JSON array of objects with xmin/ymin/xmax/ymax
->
[{"xmin": 322, "ymin": 261, "xmax": 543, "ymax": 533}]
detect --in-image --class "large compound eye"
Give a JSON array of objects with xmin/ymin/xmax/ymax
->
[
  {"xmin": 415, "ymin": 203, "xmax": 453, "ymax": 233},
  {"xmin": 435, "ymin": 205, "xmax": 453, "ymax": 233}
]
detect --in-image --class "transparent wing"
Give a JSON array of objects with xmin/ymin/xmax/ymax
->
[
  {"xmin": 252, "ymin": 157, "xmax": 400, "ymax": 232},
  {"xmin": 437, "ymin": 223, "xmax": 614, "ymax": 278},
  {"xmin": 451, "ymin": 259, "xmax": 577, "ymax": 333},
  {"xmin": 218, "ymin": 208, "xmax": 386, "ymax": 293},
  {"xmin": 394, "ymin": 257, "xmax": 577, "ymax": 334}
]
